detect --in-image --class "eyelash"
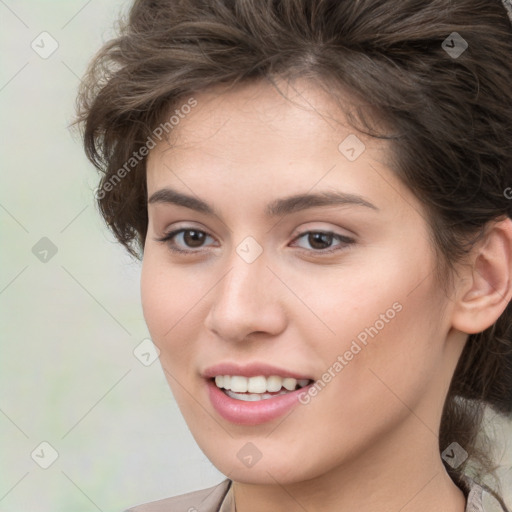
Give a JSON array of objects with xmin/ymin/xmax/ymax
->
[{"xmin": 155, "ymin": 227, "xmax": 355, "ymax": 256}]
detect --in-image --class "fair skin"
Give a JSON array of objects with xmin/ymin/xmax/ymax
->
[{"xmin": 141, "ymin": 78, "xmax": 512, "ymax": 512}]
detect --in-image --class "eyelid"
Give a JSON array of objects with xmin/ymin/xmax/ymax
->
[
  {"xmin": 290, "ymin": 221, "xmax": 357, "ymax": 240},
  {"xmin": 155, "ymin": 225, "xmax": 356, "ymax": 256},
  {"xmin": 155, "ymin": 226, "xmax": 217, "ymax": 254},
  {"xmin": 289, "ymin": 230, "xmax": 355, "ymax": 254}
]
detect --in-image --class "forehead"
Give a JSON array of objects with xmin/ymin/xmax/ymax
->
[
  {"xmin": 163, "ymin": 78, "xmax": 365, "ymax": 149},
  {"xmin": 144, "ymin": 78, "xmax": 422, "ymax": 225},
  {"xmin": 148, "ymin": 78, "xmax": 385, "ymax": 178}
]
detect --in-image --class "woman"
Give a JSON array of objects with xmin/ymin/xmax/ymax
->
[{"xmin": 76, "ymin": 0, "xmax": 512, "ymax": 510}]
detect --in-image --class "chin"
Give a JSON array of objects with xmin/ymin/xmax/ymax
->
[
  {"xmin": 219, "ymin": 462, "xmax": 312, "ymax": 485},
  {"xmin": 196, "ymin": 439, "xmax": 327, "ymax": 485}
]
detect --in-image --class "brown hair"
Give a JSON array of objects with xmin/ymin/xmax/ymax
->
[{"xmin": 75, "ymin": 0, "xmax": 512, "ymax": 503}]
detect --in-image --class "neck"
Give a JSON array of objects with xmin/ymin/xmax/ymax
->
[{"xmin": 231, "ymin": 419, "xmax": 467, "ymax": 512}]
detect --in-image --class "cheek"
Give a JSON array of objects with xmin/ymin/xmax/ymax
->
[
  {"xmin": 141, "ymin": 250, "xmax": 195, "ymax": 337},
  {"xmin": 308, "ymin": 264, "xmax": 445, "ymax": 434},
  {"xmin": 140, "ymin": 251, "xmax": 194, "ymax": 354},
  {"xmin": 304, "ymin": 244, "xmax": 442, "ymax": 381},
  {"xmin": 140, "ymin": 249, "xmax": 217, "ymax": 379},
  {"xmin": 140, "ymin": 254, "xmax": 199, "ymax": 410},
  {"xmin": 140, "ymin": 253, "xmax": 169, "ymax": 340}
]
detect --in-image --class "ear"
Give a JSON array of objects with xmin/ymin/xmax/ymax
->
[{"xmin": 451, "ymin": 217, "xmax": 512, "ymax": 335}]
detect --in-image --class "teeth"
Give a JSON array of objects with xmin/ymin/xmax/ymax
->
[
  {"xmin": 282, "ymin": 378, "xmax": 296, "ymax": 391},
  {"xmin": 266, "ymin": 375, "xmax": 282, "ymax": 392},
  {"xmin": 247, "ymin": 376, "xmax": 267, "ymax": 393},
  {"xmin": 225, "ymin": 389, "xmax": 290, "ymax": 401},
  {"xmin": 230, "ymin": 375, "xmax": 248, "ymax": 393},
  {"xmin": 213, "ymin": 375, "xmax": 311, "ymax": 393}
]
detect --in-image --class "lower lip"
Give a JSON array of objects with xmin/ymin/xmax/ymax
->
[{"xmin": 206, "ymin": 378, "xmax": 312, "ymax": 425}]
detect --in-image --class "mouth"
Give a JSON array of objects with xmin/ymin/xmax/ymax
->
[
  {"xmin": 211, "ymin": 375, "xmax": 313, "ymax": 402},
  {"xmin": 203, "ymin": 369, "xmax": 315, "ymax": 425},
  {"xmin": 202, "ymin": 362, "xmax": 316, "ymax": 424}
]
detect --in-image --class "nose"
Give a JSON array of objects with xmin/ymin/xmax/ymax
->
[{"xmin": 203, "ymin": 248, "xmax": 287, "ymax": 344}]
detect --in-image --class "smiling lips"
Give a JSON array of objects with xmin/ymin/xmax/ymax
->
[
  {"xmin": 203, "ymin": 363, "xmax": 315, "ymax": 425},
  {"xmin": 215, "ymin": 375, "xmax": 311, "ymax": 400}
]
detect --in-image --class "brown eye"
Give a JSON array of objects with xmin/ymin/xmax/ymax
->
[
  {"xmin": 156, "ymin": 228, "xmax": 215, "ymax": 254},
  {"xmin": 182, "ymin": 230, "xmax": 207, "ymax": 248},
  {"xmin": 308, "ymin": 232, "xmax": 334, "ymax": 250},
  {"xmin": 291, "ymin": 231, "xmax": 355, "ymax": 254}
]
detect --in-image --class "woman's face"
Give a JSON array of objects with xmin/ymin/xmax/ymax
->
[{"xmin": 141, "ymin": 79, "xmax": 465, "ymax": 484}]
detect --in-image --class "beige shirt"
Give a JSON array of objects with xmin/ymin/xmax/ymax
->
[{"xmin": 124, "ymin": 476, "xmax": 509, "ymax": 512}]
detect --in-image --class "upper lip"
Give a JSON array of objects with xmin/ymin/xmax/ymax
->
[{"xmin": 202, "ymin": 362, "xmax": 314, "ymax": 381}]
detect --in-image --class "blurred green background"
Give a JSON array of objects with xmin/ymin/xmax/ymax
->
[{"xmin": 0, "ymin": 1, "xmax": 510, "ymax": 511}]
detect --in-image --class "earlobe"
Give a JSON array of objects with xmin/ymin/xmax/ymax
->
[{"xmin": 451, "ymin": 217, "xmax": 512, "ymax": 335}]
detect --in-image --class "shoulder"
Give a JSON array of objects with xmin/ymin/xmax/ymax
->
[
  {"xmin": 459, "ymin": 475, "xmax": 509, "ymax": 512},
  {"xmin": 123, "ymin": 479, "xmax": 232, "ymax": 512}
]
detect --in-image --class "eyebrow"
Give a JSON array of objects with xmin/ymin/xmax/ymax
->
[{"xmin": 148, "ymin": 187, "xmax": 379, "ymax": 217}]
